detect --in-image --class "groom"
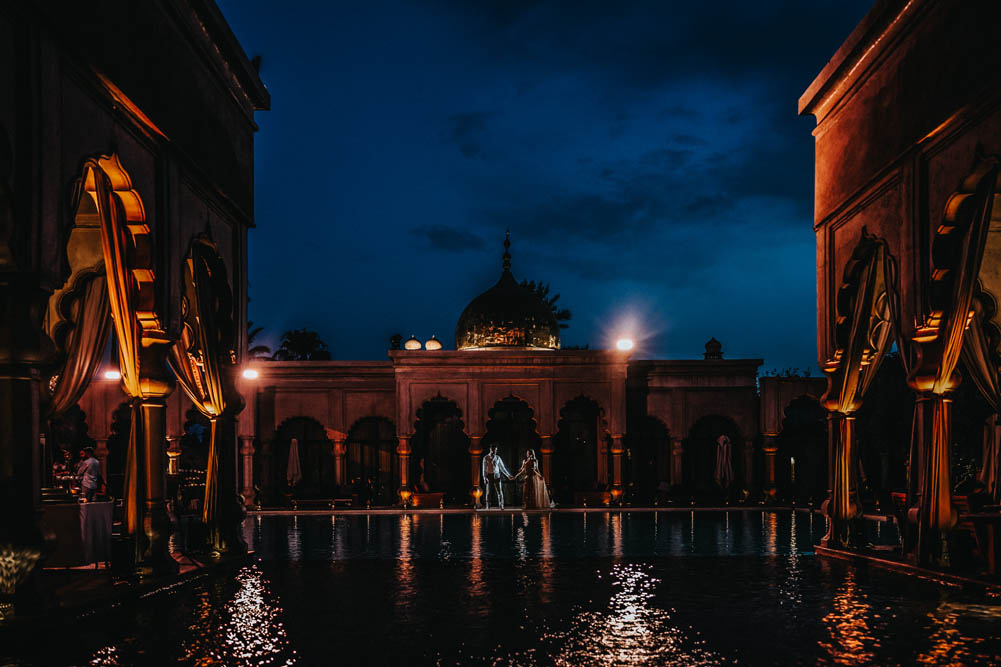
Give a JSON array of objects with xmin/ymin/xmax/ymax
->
[{"xmin": 481, "ymin": 446, "xmax": 513, "ymax": 509}]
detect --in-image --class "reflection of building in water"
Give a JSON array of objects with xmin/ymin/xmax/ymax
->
[{"xmin": 819, "ymin": 572, "xmax": 875, "ymax": 665}]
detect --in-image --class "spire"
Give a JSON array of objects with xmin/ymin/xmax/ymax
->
[{"xmin": 502, "ymin": 229, "xmax": 511, "ymax": 272}]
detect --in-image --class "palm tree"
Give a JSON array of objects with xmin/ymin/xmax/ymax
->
[
  {"xmin": 247, "ymin": 321, "xmax": 272, "ymax": 360},
  {"xmin": 521, "ymin": 279, "xmax": 571, "ymax": 329},
  {"xmin": 271, "ymin": 328, "xmax": 332, "ymax": 360}
]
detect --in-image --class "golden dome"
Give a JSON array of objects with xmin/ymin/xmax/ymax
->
[
  {"xmin": 404, "ymin": 335, "xmax": 422, "ymax": 350},
  {"xmin": 454, "ymin": 232, "xmax": 560, "ymax": 351},
  {"xmin": 425, "ymin": 335, "xmax": 443, "ymax": 351}
]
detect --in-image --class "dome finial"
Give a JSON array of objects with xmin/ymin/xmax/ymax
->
[{"xmin": 503, "ymin": 229, "xmax": 511, "ymax": 272}]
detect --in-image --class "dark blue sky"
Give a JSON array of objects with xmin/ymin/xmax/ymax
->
[{"xmin": 217, "ymin": 0, "xmax": 872, "ymax": 369}]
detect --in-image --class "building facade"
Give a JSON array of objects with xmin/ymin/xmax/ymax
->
[
  {"xmin": 801, "ymin": 0, "xmax": 1001, "ymax": 564},
  {"xmin": 0, "ymin": 0, "xmax": 267, "ymax": 606}
]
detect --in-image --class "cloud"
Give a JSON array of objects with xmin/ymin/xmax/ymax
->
[
  {"xmin": 412, "ymin": 224, "xmax": 486, "ymax": 252},
  {"xmin": 445, "ymin": 111, "xmax": 493, "ymax": 158}
]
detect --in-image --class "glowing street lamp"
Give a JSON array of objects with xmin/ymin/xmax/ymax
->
[
  {"xmin": 616, "ymin": 338, "xmax": 634, "ymax": 352},
  {"xmin": 242, "ymin": 368, "xmax": 259, "ymax": 380}
]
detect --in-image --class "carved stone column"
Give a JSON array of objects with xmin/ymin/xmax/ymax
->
[
  {"xmin": 397, "ymin": 435, "xmax": 412, "ymax": 505},
  {"xmin": 539, "ymin": 434, "xmax": 553, "ymax": 485},
  {"xmin": 762, "ymin": 434, "xmax": 779, "ymax": 501},
  {"xmin": 137, "ymin": 341, "xmax": 177, "ymax": 576},
  {"xmin": 239, "ymin": 436, "xmax": 255, "ymax": 508},
  {"xmin": 332, "ymin": 436, "xmax": 347, "ymax": 488},
  {"xmin": 610, "ymin": 434, "xmax": 624, "ymax": 502},
  {"xmin": 469, "ymin": 435, "xmax": 484, "ymax": 507}
]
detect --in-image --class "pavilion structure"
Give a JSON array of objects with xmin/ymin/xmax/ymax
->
[
  {"xmin": 0, "ymin": 0, "xmax": 268, "ymax": 614},
  {"xmin": 801, "ymin": 0, "xmax": 1001, "ymax": 566}
]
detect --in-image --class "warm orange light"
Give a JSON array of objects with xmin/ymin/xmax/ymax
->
[
  {"xmin": 242, "ymin": 368, "xmax": 259, "ymax": 380},
  {"xmin": 103, "ymin": 369, "xmax": 121, "ymax": 381},
  {"xmin": 616, "ymin": 338, "xmax": 634, "ymax": 351}
]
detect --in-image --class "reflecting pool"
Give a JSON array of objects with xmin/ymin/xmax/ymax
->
[{"xmin": 5, "ymin": 511, "xmax": 1001, "ymax": 665}]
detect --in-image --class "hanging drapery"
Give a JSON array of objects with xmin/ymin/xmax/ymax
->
[
  {"xmin": 46, "ymin": 272, "xmax": 112, "ymax": 417},
  {"xmin": 92, "ymin": 166, "xmax": 145, "ymax": 537},
  {"xmin": 908, "ymin": 157, "xmax": 1001, "ymax": 545},
  {"xmin": 287, "ymin": 437, "xmax": 303, "ymax": 488},
  {"xmin": 822, "ymin": 235, "xmax": 895, "ymax": 535},
  {"xmin": 167, "ymin": 238, "xmax": 237, "ymax": 553},
  {"xmin": 961, "ymin": 292, "xmax": 1001, "ymax": 500}
]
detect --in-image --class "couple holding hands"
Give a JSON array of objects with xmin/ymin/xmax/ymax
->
[{"xmin": 481, "ymin": 446, "xmax": 553, "ymax": 510}]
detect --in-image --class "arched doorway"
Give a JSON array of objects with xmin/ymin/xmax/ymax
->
[
  {"xmin": 270, "ymin": 417, "xmax": 334, "ymax": 504},
  {"xmin": 483, "ymin": 396, "xmax": 541, "ymax": 506},
  {"xmin": 345, "ymin": 416, "xmax": 397, "ymax": 505},
  {"xmin": 412, "ymin": 396, "xmax": 470, "ymax": 505},
  {"xmin": 775, "ymin": 395, "xmax": 827, "ymax": 503},
  {"xmin": 626, "ymin": 416, "xmax": 670, "ymax": 503},
  {"xmin": 553, "ymin": 396, "xmax": 603, "ymax": 503},
  {"xmin": 683, "ymin": 415, "xmax": 742, "ymax": 499}
]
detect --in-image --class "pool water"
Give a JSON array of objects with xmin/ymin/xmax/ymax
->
[{"xmin": 5, "ymin": 511, "xmax": 1001, "ymax": 665}]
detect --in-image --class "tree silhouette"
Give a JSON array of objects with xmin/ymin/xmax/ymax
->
[
  {"xmin": 247, "ymin": 321, "xmax": 272, "ymax": 360},
  {"xmin": 520, "ymin": 279, "xmax": 571, "ymax": 329},
  {"xmin": 271, "ymin": 328, "xmax": 332, "ymax": 360}
]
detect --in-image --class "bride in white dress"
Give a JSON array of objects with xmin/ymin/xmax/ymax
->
[{"xmin": 514, "ymin": 449, "xmax": 552, "ymax": 509}]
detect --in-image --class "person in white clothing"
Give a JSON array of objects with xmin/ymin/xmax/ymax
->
[{"xmin": 481, "ymin": 446, "xmax": 513, "ymax": 509}]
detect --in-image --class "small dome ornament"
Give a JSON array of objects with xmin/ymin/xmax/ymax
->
[
  {"xmin": 425, "ymin": 335, "xmax": 443, "ymax": 351},
  {"xmin": 704, "ymin": 337, "xmax": 723, "ymax": 360},
  {"xmin": 404, "ymin": 335, "xmax": 422, "ymax": 351}
]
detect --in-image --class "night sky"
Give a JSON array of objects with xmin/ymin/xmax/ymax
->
[{"xmin": 217, "ymin": 1, "xmax": 873, "ymax": 370}]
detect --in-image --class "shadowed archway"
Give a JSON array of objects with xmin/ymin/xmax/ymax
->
[
  {"xmin": 683, "ymin": 415, "xmax": 742, "ymax": 499},
  {"xmin": 483, "ymin": 396, "xmax": 541, "ymax": 506},
  {"xmin": 412, "ymin": 396, "xmax": 470, "ymax": 505},
  {"xmin": 553, "ymin": 395, "xmax": 604, "ymax": 503},
  {"xmin": 626, "ymin": 416, "xmax": 671, "ymax": 503},
  {"xmin": 270, "ymin": 416, "xmax": 334, "ymax": 504},
  {"xmin": 345, "ymin": 416, "xmax": 397, "ymax": 505}
]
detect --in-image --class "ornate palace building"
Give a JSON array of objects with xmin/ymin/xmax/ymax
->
[{"xmin": 75, "ymin": 235, "xmax": 824, "ymax": 510}]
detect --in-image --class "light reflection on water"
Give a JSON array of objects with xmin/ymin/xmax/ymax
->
[
  {"xmin": 819, "ymin": 571, "xmax": 876, "ymax": 665},
  {"xmin": 6, "ymin": 511, "xmax": 999, "ymax": 666},
  {"xmin": 537, "ymin": 563, "xmax": 724, "ymax": 667}
]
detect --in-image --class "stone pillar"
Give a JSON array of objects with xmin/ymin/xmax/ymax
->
[
  {"xmin": 136, "ymin": 341, "xmax": 177, "ymax": 575},
  {"xmin": 762, "ymin": 434, "xmax": 779, "ymax": 501},
  {"xmin": 139, "ymin": 396, "xmax": 177, "ymax": 575},
  {"xmin": 468, "ymin": 435, "xmax": 484, "ymax": 507},
  {"xmin": 539, "ymin": 434, "xmax": 553, "ymax": 485},
  {"xmin": 397, "ymin": 435, "xmax": 412, "ymax": 505},
  {"xmin": 94, "ymin": 438, "xmax": 110, "ymax": 481},
  {"xmin": 670, "ymin": 437, "xmax": 683, "ymax": 487},
  {"xmin": 239, "ymin": 435, "xmax": 255, "ymax": 508},
  {"xmin": 610, "ymin": 434, "xmax": 624, "ymax": 503},
  {"xmin": 332, "ymin": 435, "xmax": 347, "ymax": 488}
]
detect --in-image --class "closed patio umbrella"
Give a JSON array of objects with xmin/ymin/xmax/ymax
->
[
  {"xmin": 287, "ymin": 437, "xmax": 303, "ymax": 488},
  {"xmin": 714, "ymin": 434, "xmax": 733, "ymax": 489}
]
